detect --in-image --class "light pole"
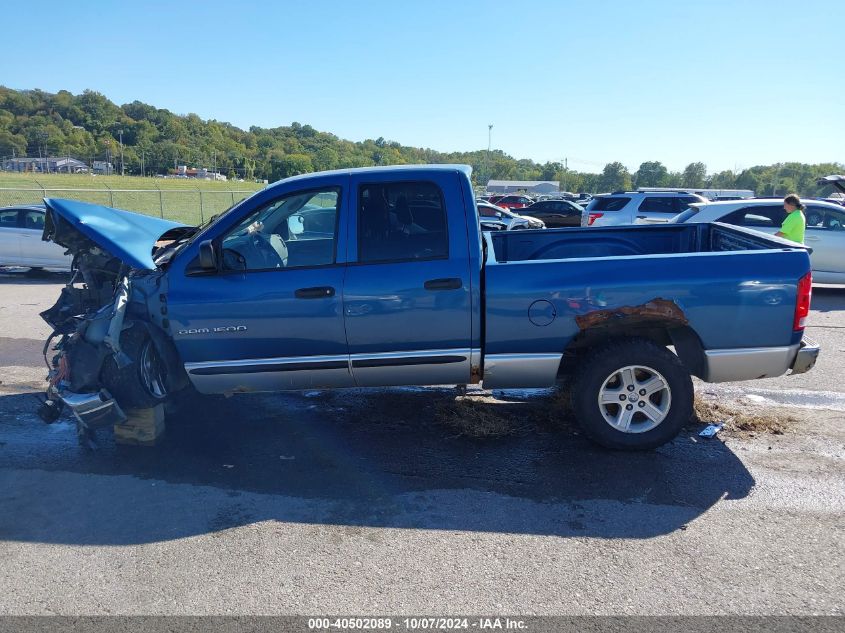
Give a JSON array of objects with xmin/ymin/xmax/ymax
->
[
  {"xmin": 483, "ymin": 123, "xmax": 493, "ymax": 192},
  {"xmin": 118, "ymin": 129, "xmax": 125, "ymax": 176}
]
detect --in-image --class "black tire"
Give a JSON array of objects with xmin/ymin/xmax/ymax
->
[
  {"xmin": 101, "ymin": 326, "xmax": 170, "ymax": 410},
  {"xmin": 570, "ymin": 338, "xmax": 693, "ymax": 450}
]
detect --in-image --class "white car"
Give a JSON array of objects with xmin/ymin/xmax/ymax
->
[
  {"xmin": 585, "ymin": 191, "xmax": 707, "ymax": 226},
  {"xmin": 674, "ymin": 198, "xmax": 845, "ymax": 284},
  {"xmin": 0, "ymin": 204, "xmax": 73, "ymax": 271},
  {"xmin": 477, "ymin": 202, "xmax": 545, "ymax": 230}
]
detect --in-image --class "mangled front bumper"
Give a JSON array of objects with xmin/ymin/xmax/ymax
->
[{"xmin": 49, "ymin": 388, "xmax": 128, "ymax": 428}]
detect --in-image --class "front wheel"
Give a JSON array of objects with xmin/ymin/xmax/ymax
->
[
  {"xmin": 101, "ymin": 327, "xmax": 170, "ymax": 410},
  {"xmin": 570, "ymin": 338, "xmax": 693, "ymax": 450}
]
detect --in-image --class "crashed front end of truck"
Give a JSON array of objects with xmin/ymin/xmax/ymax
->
[{"xmin": 37, "ymin": 199, "xmax": 194, "ymax": 442}]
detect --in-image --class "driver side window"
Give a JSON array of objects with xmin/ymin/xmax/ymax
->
[{"xmin": 220, "ymin": 187, "xmax": 340, "ymax": 272}]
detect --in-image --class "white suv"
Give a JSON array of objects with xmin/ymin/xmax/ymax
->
[{"xmin": 585, "ymin": 191, "xmax": 707, "ymax": 226}]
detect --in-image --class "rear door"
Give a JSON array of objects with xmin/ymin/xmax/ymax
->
[
  {"xmin": 637, "ymin": 196, "xmax": 679, "ymax": 222},
  {"xmin": 0, "ymin": 209, "xmax": 22, "ymax": 264},
  {"xmin": 805, "ymin": 205, "xmax": 845, "ymax": 275},
  {"xmin": 343, "ymin": 172, "xmax": 473, "ymax": 386}
]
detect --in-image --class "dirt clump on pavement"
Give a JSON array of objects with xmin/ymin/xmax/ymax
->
[
  {"xmin": 435, "ymin": 390, "xmax": 574, "ymax": 438},
  {"xmin": 435, "ymin": 396, "xmax": 522, "ymax": 438},
  {"xmin": 693, "ymin": 396, "xmax": 798, "ymax": 437}
]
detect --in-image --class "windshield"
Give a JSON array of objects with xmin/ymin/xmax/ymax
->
[{"xmin": 178, "ymin": 188, "xmax": 266, "ymax": 249}]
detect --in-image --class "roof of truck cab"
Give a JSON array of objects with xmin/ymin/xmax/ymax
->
[{"xmin": 273, "ymin": 164, "xmax": 473, "ymax": 186}]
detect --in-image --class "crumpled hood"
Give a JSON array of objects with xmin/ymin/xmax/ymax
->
[{"xmin": 43, "ymin": 198, "xmax": 187, "ymax": 270}]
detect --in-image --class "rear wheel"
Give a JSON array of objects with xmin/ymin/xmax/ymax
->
[
  {"xmin": 570, "ymin": 338, "xmax": 693, "ymax": 450},
  {"xmin": 101, "ymin": 327, "xmax": 170, "ymax": 409}
]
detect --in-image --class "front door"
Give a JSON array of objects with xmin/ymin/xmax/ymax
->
[
  {"xmin": 167, "ymin": 178, "xmax": 353, "ymax": 393},
  {"xmin": 343, "ymin": 173, "xmax": 473, "ymax": 387}
]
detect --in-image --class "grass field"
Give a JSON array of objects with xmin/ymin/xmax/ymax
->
[{"xmin": 0, "ymin": 172, "xmax": 264, "ymax": 224}]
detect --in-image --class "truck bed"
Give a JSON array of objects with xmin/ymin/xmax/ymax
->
[
  {"xmin": 481, "ymin": 222, "xmax": 812, "ymax": 387},
  {"xmin": 488, "ymin": 222, "xmax": 796, "ymax": 263}
]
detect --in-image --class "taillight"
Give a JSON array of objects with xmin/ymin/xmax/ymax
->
[
  {"xmin": 588, "ymin": 213, "xmax": 604, "ymax": 225},
  {"xmin": 793, "ymin": 272, "xmax": 812, "ymax": 331}
]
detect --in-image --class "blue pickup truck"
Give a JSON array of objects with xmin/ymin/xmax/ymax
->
[{"xmin": 39, "ymin": 165, "xmax": 818, "ymax": 450}]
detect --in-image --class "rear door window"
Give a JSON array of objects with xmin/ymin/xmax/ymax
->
[
  {"xmin": 590, "ymin": 197, "xmax": 630, "ymax": 211},
  {"xmin": 358, "ymin": 181, "xmax": 449, "ymax": 263},
  {"xmin": 638, "ymin": 197, "xmax": 678, "ymax": 213},
  {"xmin": 806, "ymin": 206, "xmax": 845, "ymax": 231}
]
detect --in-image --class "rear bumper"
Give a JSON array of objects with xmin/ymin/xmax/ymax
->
[
  {"xmin": 789, "ymin": 337, "xmax": 820, "ymax": 375},
  {"xmin": 703, "ymin": 337, "xmax": 818, "ymax": 382}
]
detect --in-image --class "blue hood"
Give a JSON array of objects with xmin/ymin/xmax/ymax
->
[{"xmin": 44, "ymin": 198, "xmax": 187, "ymax": 270}]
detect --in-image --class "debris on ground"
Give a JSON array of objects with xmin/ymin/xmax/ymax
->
[
  {"xmin": 435, "ymin": 396, "xmax": 518, "ymax": 438},
  {"xmin": 693, "ymin": 396, "xmax": 796, "ymax": 437},
  {"xmin": 113, "ymin": 404, "xmax": 166, "ymax": 446},
  {"xmin": 698, "ymin": 423, "xmax": 724, "ymax": 438}
]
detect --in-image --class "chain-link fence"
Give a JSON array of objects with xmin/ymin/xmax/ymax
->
[{"xmin": 0, "ymin": 187, "xmax": 258, "ymax": 225}]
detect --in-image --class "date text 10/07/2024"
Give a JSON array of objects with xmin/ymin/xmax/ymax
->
[{"xmin": 307, "ymin": 618, "xmax": 528, "ymax": 631}]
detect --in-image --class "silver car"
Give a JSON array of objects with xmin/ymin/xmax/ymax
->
[
  {"xmin": 0, "ymin": 204, "xmax": 73, "ymax": 271},
  {"xmin": 675, "ymin": 198, "xmax": 845, "ymax": 283}
]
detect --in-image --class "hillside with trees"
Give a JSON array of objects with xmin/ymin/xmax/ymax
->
[{"xmin": 0, "ymin": 87, "xmax": 841, "ymax": 197}]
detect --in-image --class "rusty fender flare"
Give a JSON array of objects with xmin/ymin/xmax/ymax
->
[{"xmin": 574, "ymin": 298, "xmax": 689, "ymax": 330}]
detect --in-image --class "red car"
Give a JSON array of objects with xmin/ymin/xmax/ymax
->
[{"xmin": 488, "ymin": 194, "xmax": 533, "ymax": 210}]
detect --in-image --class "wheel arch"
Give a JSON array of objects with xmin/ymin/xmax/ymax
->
[
  {"xmin": 128, "ymin": 319, "xmax": 191, "ymax": 393},
  {"xmin": 560, "ymin": 320, "xmax": 706, "ymax": 380}
]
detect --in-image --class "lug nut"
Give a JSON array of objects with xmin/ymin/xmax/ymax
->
[
  {"xmin": 627, "ymin": 385, "xmax": 635, "ymax": 392},
  {"xmin": 626, "ymin": 404, "xmax": 633, "ymax": 411},
  {"xmin": 619, "ymin": 394, "xmax": 627, "ymax": 401},
  {"xmin": 639, "ymin": 389, "xmax": 646, "ymax": 396},
  {"xmin": 638, "ymin": 401, "xmax": 646, "ymax": 408}
]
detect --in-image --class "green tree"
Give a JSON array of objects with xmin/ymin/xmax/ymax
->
[
  {"xmin": 0, "ymin": 129, "xmax": 27, "ymax": 156},
  {"xmin": 682, "ymin": 162, "xmax": 707, "ymax": 188},
  {"xmin": 597, "ymin": 162, "xmax": 632, "ymax": 192},
  {"xmin": 708, "ymin": 170, "xmax": 736, "ymax": 189},
  {"xmin": 634, "ymin": 161, "xmax": 669, "ymax": 187}
]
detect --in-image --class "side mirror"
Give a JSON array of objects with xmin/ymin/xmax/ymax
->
[
  {"xmin": 198, "ymin": 240, "xmax": 217, "ymax": 270},
  {"xmin": 288, "ymin": 214, "xmax": 305, "ymax": 236}
]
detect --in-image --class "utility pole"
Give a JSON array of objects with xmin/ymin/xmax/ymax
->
[
  {"xmin": 118, "ymin": 129, "xmax": 124, "ymax": 176},
  {"xmin": 562, "ymin": 157, "xmax": 568, "ymax": 192}
]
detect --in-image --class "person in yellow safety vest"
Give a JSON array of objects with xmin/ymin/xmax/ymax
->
[{"xmin": 775, "ymin": 194, "xmax": 806, "ymax": 244}]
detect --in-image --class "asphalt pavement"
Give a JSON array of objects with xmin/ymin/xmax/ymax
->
[{"xmin": 0, "ymin": 271, "xmax": 843, "ymax": 615}]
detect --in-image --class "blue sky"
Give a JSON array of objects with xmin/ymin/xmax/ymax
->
[{"xmin": 2, "ymin": 0, "xmax": 842, "ymax": 172}]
